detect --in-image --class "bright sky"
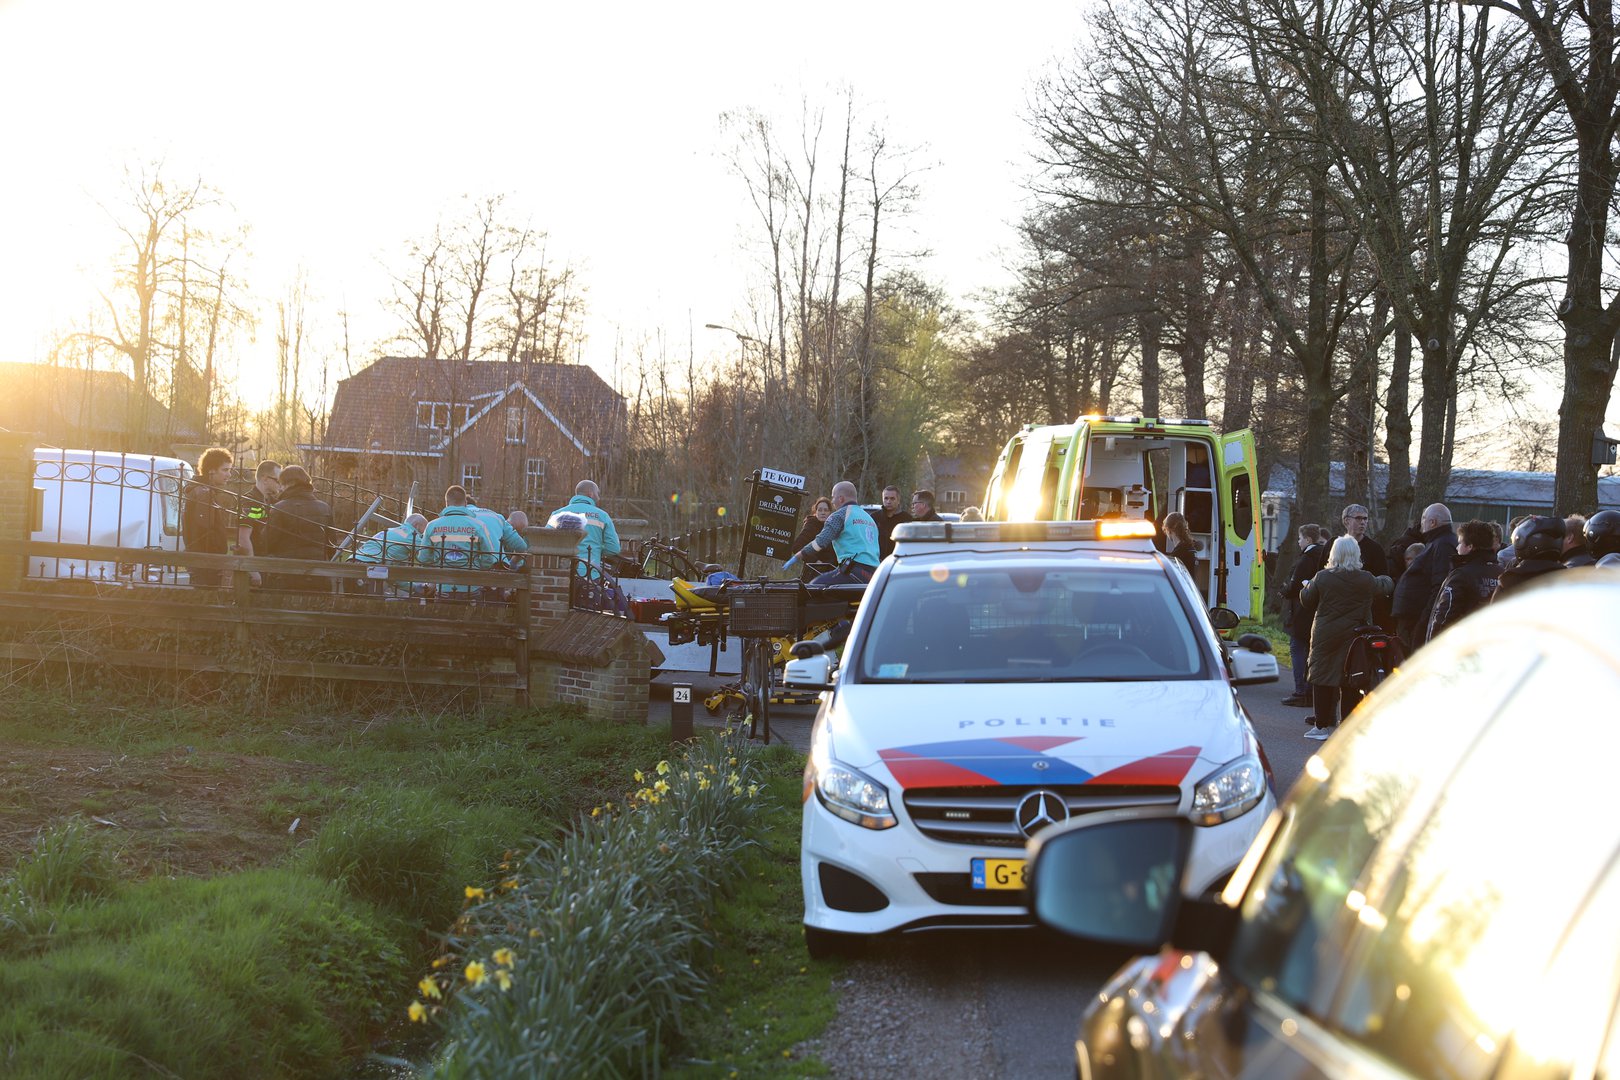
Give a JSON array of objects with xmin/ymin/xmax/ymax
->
[{"xmin": 0, "ymin": 0, "xmax": 1088, "ymax": 402}]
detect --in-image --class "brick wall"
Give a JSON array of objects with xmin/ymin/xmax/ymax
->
[
  {"xmin": 0, "ymin": 430, "xmax": 37, "ymax": 591},
  {"xmin": 529, "ymin": 608, "xmax": 655, "ymax": 724},
  {"xmin": 523, "ymin": 526, "xmax": 582, "ymax": 628}
]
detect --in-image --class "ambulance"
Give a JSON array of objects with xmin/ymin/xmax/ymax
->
[{"xmin": 982, "ymin": 416, "xmax": 1263, "ymax": 619}]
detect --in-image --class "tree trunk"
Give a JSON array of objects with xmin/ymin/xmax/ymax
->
[
  {"xmin": 1383, "ymin": 322, "xmax": 1415, "ymax": 539},
  {"xmin": 1137, "ymin": 311, "xmax": 1162, "ymax": 417}
]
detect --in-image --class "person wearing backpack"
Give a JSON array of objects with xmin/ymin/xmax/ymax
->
[{"xmin": 1299, "ymin": 535, "xmax": 1394, "ymax": 741}]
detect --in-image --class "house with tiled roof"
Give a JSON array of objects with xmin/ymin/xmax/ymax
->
[
  {"xmin": 0, "ymin": 362, "xmax": 206, "ymax": 454},
  {"xmin": 300, "ymin": 357, "xmax": 626, "ymax": 515}
]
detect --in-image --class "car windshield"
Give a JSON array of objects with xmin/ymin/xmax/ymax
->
[{"xmin": 856, "ymin": 562, "xmax": 1208, "ymax": 683}]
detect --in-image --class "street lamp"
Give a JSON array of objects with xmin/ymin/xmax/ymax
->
[{"xmin": 704, "ymin": 323, "xmax": 764, "ymax": 349}]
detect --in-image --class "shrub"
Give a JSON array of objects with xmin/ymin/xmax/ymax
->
[{"xmin": 414, "ymin": 732, "xmax": 767, "ymax": 1079}]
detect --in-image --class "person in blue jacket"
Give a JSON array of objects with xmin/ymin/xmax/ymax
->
[
  {"xmin": 786, "ymin": 480, "xmax": 880, "ymax": 584},
  {"xmin": 469, "ymin": 499, "xmax": 529, "ymax": 569},
  {"xmin": 546, "ymin": 480, "xmax": 620, "ymax": 576},
  {"xmin": 418, "ymin": 486, "xmax": 497, "ymax": 594}
]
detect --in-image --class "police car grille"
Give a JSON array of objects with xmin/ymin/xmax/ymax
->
[{"xmin": 902, "ymin": 785, "xmax": 1183, "ymax": 847}]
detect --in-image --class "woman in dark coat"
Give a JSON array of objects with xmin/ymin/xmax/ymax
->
[
  {"xmin": 1299, "ymin": 535, "xmax": 1393, "ymax": 740},
  {"xmin": 1161, "ymin": 512, "xmax": 1198, "ymax": 578},
  {"xmin": 790, "ymin": 496, "xmax": 834, "ymax": 582}
]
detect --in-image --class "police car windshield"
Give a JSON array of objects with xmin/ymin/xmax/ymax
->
[{"xmin": 857, "ymin": 563, "xmax": 1208, "ymax": 683}]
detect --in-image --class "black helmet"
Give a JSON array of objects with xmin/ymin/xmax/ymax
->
[
  {"xmin": 1586, "ymin": 510, "xmax": 1620, "ymax": 558},
  {"xmin": 1511, "ymin": 515, "xmax": 1564, "ymax": 560}
]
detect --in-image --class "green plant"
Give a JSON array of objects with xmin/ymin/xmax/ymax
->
[
  {"xmin": 300, "ymin": 785, "xmax": 520, "ymax": 929},
  {"xmin": 10, "ymin": 817, "xmax": 122, "ymax": 906},
  {"xmin": 415, "ymin": 732, "xmax": 777, "ymax": 1079}
]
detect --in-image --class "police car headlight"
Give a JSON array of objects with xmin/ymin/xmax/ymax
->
[
  {"xmin": 1190, "ymin": 754, "xmax": 1265, "ymax": 826},
  {"xmin": 807, "ymin": 739, "xmax": 896, "ymax": 829}
]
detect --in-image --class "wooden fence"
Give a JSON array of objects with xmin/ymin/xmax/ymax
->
[{"xmin": 0, "ymin": 541, "xmax": 533, "ymax": 704}]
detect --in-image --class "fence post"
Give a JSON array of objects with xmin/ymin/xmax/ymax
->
[
  {"xmin": 0, "ymin": 430, "xmax": 37, "ymax": 592},
  {"xmin": 232, "ymin": 562, "xmax": 252, "ymax": 651},
  {"xmin": 512, "ymin": 570, "xmax": 531, "ymax": 708}
]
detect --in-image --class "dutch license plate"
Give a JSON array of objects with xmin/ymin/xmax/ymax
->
[{"xmin": 971, "ymin": 857, "xmax": 1028, "ymax": 890}]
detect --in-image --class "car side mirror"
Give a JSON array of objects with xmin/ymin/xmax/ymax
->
[
  {"xmin": 783, "ymin": 650, "xmax": 835, "ymax": 691},
  {"xmin": 1028, "ymin": 814, "xmax": 1194, "ymax": 949},
  {"xmin": 1208, "ymin": 606, "xmax": 1241, "ymax": 631}
]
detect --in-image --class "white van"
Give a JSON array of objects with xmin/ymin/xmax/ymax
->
[{"xmin": 28, "ymin": 449, "xmax": 192, "ymax": 582}]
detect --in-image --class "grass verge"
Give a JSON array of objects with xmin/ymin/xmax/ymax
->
[{"xmin": 0, "ymin": 688, "xmax": 672, "ymax": 1078}]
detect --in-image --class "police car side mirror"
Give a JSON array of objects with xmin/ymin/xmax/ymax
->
[
  {"xmin": 1208, "ymin": 606, "xmax": 1241, "ymax": 631},
  {"xmin": 783, "ymin": 650, "xmax": 835, "ymax": 691}
]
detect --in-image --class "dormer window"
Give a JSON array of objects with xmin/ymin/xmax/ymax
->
[{"xmin": 416, "ymin": 402, "xmax": 473, "ymax": 430}]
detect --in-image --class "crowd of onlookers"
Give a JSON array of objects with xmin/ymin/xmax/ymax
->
[{"xmin": 1281, "ymin": 502, "xmax": 1619, "ymax": 741}]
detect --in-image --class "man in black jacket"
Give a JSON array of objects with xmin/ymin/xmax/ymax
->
[
  {"xmin": 875, "ymin": 485, "xmax": 912, "ymax": 561},
  {"xmin": 1426, "ymin": 520, "xmax": 1500, "ymax": 642},
  {"xmin": 1391, "ymin": 503, "xmax": 1457, "ymax": 653},
  {"xmin": 1281, "ymin": 523, "xmax": 1327, "ymax": 706},
  {"xmin": 1494, "ymin": 516, "xmax": 1567, "ymax": 600},
  {"xmin": 909, "ymin": 489, "xmax": 944, "ymax": 523},
  {"xmin": 264, "ymin": 465, "xmax": 334, "ymax": 591}
]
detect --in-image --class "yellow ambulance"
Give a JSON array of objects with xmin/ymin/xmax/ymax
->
[{"xmin": 982, "ymin": 416, "xmax": 1263, "ymax": 618}]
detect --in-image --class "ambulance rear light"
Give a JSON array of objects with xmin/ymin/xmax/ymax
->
[{"xmin": 892, "ymin": 520, "xmax": 1158, "ymax": 544}]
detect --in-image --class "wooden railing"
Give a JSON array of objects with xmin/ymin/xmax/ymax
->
[{"xmin": 0, "ymin": 541, "xmax": 533, "ymax": 703}]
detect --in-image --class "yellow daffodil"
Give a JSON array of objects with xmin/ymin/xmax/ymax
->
[
  {"xmin": 654, "ymin": 779, "xmax": 670, "ymax": 794},
  {"xmin": 656, "ymin": 760, "xmax": 670, "ymax": 775},
  {"xmin": 465, "ymin": 961, "xmax": 488, "ymax": 986},
  {"xmin": 698, "ymin": 776, "xmax": 712, "ymax": 790},
  {"xmin": 748, "ymin": 784, "xmax": 760, "ymax": 797},
  {"xmin": 408, "ymin": 1001, "xmax": 428, "ymax": 1023},
  {"xmin": 634, "ymin": 769, "xmax": 644, "ymax": 783},
  {"xmin": 464, "ymin": 886, "xmax": 485, "ymax": 901},
  {"xmin": 432, "ymin": 955, "xmax": 451, "ymax": 969},
  {"xmin": 501, "ymin": 878, "xmax": 518, "ymax": 890},
  {"xmin": 493, "ymin": 948, "xmax": 516, "ymax": 968},
  {"xmin": 591, "ymin": 806, "xmax": 601, "ymax": 818},
  {"xmin": 528, "ymin": 927, "xmax": 542, "ymax": 938},
  {"xmin": 729, "ymin": 771, "xmax": 740, "ymax": 784},
  {"xmin": 648, "ymin": 793, "xmax": 661, "ymax": 804},
  {"xmin": 418, "ymin": 976, "xmax": 442, "ymax": 1000},
  {"xmin": 729, "ymin": 757, "xmax": 738, "ymax": 766},
  {"xmin": 495, "ymin": 969, "xmax": 513, "ymax": 992}
]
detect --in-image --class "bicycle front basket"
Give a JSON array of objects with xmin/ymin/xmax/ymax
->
[{"xmin": 727, "ymin": 583, "xmax": 800, "ymax": 637}]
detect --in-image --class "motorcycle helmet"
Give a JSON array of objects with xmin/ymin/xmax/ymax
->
[
  {"xmin": 1586, "ymin": 509, "xmax": 1620, "ymax": 558},
  {"xmin": 1510, "ymin": 515, "xmax": 1564, "ymax": 561}
]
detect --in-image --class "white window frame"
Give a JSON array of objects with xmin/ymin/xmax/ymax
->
[
  {"xmin": 506, "ymin": 404, "xmax": 525, "ymax": 444},
  {"xmin": 462, "ymin": 462, "xmax": 482, "ymax": 495},
  {"xmin": 525, "ymin": 458, "xmax": 546, "ymax": 500},
  {"xmin": 417, "ymin": 402, "xmax": 474, "ymax": 430}
]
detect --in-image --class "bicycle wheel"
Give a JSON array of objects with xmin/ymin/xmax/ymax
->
[{"xmin": 744, "ymin": 638, "xmax": 772, "ymax": 741}]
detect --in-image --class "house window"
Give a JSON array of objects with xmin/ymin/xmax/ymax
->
[
  {"xmin": 506, "ymin": 405, "xmax": 525, "ymax": 444},
  {"xmin": 525, "ymin": 458, "xmax": 546, "ymax": 503},
  {"xmin": 943, "ymin": 489, "xmax": 968, "ymax": 506},
  {"xmin": 462, "ymin": 463, "xmax": 482, "ymax": 496},
  {"xmin": 416, "ymin": 402, "xmax": 475, "ymax": 430}
]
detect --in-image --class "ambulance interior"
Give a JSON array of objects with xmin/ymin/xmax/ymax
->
[{"xmin": 1074, "ymin": 435, "xmax": 1218, "ymax": 599}]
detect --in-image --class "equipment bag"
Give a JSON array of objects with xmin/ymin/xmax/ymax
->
[{"xmin": 1342, "ymin": 625, "xmax": 1406, "ymax": 691}]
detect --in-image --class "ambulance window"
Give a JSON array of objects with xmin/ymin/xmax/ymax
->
[
  {"xmin": 1230, "ymin": 472, "xmax": 1254, "ymax": 540},
  {"xmin": 157, "ymin": 473, "xmax": 182, "ymax": 536}
]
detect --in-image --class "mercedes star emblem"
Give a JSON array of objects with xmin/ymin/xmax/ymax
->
[{"xmin": 1015, "ymin": 790, "xmax": 1069, "ymax": 838}]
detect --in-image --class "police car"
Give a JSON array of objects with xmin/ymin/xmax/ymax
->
[{"xmin": 785, "ymin": 519, "xmax": 1279, "ymax": 957}]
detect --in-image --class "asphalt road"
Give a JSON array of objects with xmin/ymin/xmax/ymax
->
[{"xmin": 650, "ymin": 667, "xmax": 1315, "ymax": 1078}]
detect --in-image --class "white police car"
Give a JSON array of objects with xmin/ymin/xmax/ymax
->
[{"xmin": 785, "ymin": 520, "xmax": 1279, "ymax": 957}]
